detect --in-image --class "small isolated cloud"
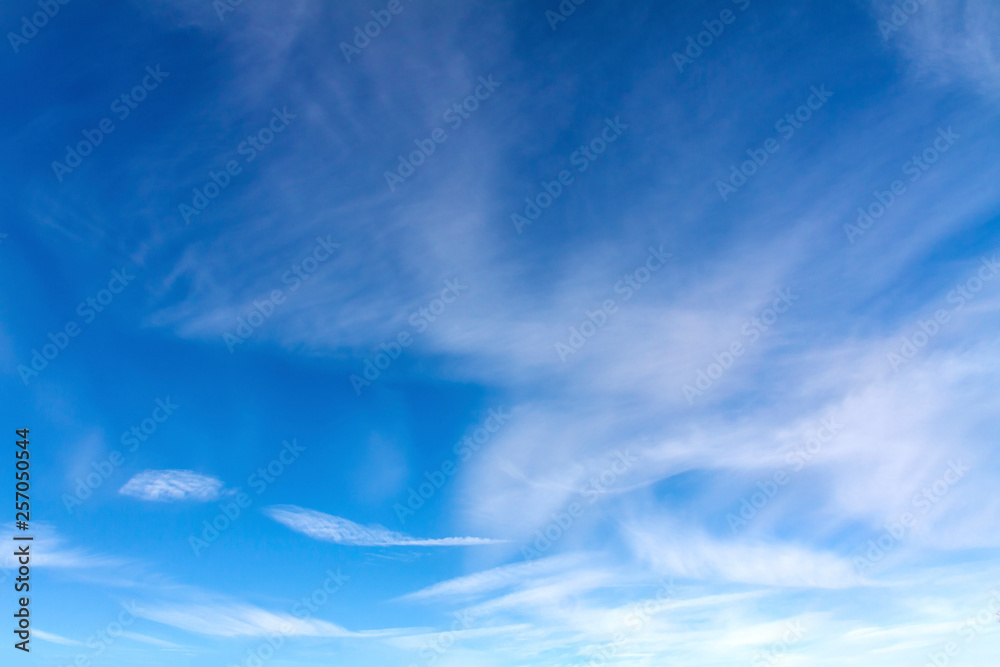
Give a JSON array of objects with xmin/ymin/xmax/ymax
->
[
  {"xmin": 119, "ymin": 470, "xmax": 225, "ymax": 502},
  {"xmin": 264, "ymin": 505, "xmax": 505, "ymax": 547}
]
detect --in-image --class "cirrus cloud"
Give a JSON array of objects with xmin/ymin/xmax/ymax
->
[
  {"xmin": 264, "ymin": 505, "xmax": 505, "ymax": 547},
  {"xmin": 119, "ymin": 470, "xmax": 226, "ymax": 502}
]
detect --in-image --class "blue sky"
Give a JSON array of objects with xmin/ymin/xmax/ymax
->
[{"xmin": 3, "ymin": 0, "xmax": 1000, "ymax": 664}]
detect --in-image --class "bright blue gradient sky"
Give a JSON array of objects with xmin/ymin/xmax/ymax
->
[{"xmin": 3, "ymin": 0, "xmax": 1000, "ymax": 665}]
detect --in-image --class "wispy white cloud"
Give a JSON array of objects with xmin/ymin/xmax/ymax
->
[
  {"xmin": 399, "ymin": 555, "xmax": 583, "ymax": 601},
  {"xmin": 48, "ymin": 2, "xmax": 1000, "ymax": 663},
  {"xmin": 0, "ymin": 524, "xmax": 125, "ymax": 570},
  {"xmin": 129, "ymin": 582, "xmax": 407, "ymax": 641},
  {"xmin": 891, "ymin": 0, "xmax": 1000, "ymax": 97},
  {"xmin": 120, "ymin": 632, "xmax": 185, "ymax": 648},
  {"xmin": 119, "ymin": 470, "xmax": 225, "ymax": 502},
  {"xmin": 35, "ymin": 628, "xmax": 184, "ymax": 649},
  {"xmin": 264, "ymin": 505, "xmax": 504, "ymax": 546},
  {"xmin": 625, "ymin": 522, "xmax": 865, "ymax": 589},
  {"xmin": 135, "ymin": 601, "xmax": 361, "ymax": 638},
  {"xmin": 385, "ymin": 624, "xmax": 535, "ymax": 652},
  {"xmin": 34, "ymin": 629, "xmax": 82, "ymax": 646}
]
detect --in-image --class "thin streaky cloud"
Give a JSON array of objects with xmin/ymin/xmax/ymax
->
[
  {"xmin": 9, "ymin": 0, "xmax": 1000, "ymax": 663},
  {"xmin": 398, "ymin": 554, "xmax": 586, "ymax": 601},
  {"xmin": 0, "ymin": 524, "xmax": 125, "ymax": 570},
  {"xmin": 33, "ymin": 629, "xmax": 83, "ymax": 646},
  {"xmin": 120, "ymin": 632, "xmax": 185, "ymax": 649},
  {"xmin": 264, "ymin": 505, "xmax": 505, "ymax": 546},
  {"xmin": 135, "ymin": 601, "xmax": 361, "ymax": 638}
]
